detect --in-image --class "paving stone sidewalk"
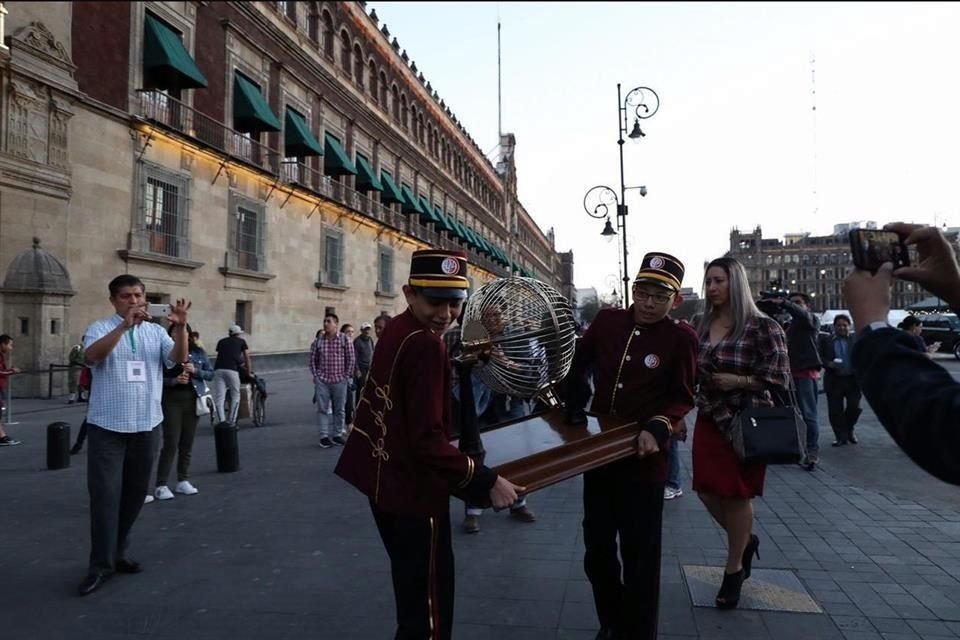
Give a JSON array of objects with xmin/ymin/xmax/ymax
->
[{"xmin": 1, "ymin": 370, "xmax": 958, "ymax": 639}]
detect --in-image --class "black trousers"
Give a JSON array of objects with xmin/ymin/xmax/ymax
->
[
  {"xmin": 583, "ymin": 461, "xmax": 665, "ymax": 640},
  {"xmin": 371, "ymin": 503, "xmax": 454, "ymax": 640},
  {"xmin": 87, "ymin": 424, "xmax": 158, "ymax": 574},
  {"xmin": 825, "ymin": 375, "xmax": 862, "ymax": 441}
]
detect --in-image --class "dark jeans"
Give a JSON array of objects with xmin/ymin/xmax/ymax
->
[
  {"xmin": 87, "ymin": 424, "xmax": 158, "ymax": 574},
  {"xmin": 825, "ymin": 375, "xmax": 862, "ymax": 442},
  {"xmin": 583, "ymin": 463, "xmax": 665, "ymax": 639},
  {"xmin": 793, "ymin": 376, "xmax": 820, "ymax": 457},
  {"xmin": 371, "ymin": 503, "xmax": 454, "ymax": 640},
  {"xmin": 157, "ymin": 387, "xmax": 199, "ymax": 485}
]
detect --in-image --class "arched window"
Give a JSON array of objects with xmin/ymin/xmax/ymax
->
[
  {"xmin": 368, "ymin": 60, "xmax": 377, "ymax": 98},
  {"xmin": 321, "ymin": 11, "xmax": 333, "ymax": 57},
  {"xmin": 391, "ymin": 85, "xmax": 400, "ymax": 121},
  {"xmin": 410, "ymin": 105, "xmax": 418, "ymax": 137},
  {"xmin": 400, "ymin": 94, "xmax": 408, "ymax": 129},
  {"xmin": 379, "ymin": 72, "xmax": 388, "ymax": 108},
  {"xmin": 340, "ymin": 30, "xmax": 351, "ymax": 73},
  {"xmin": 417, "ymin": 113, "xmax": 424, "ymax": 143},
  {"xmin": 353, "ymin": 44, "xmax": 364, "ymax": 87}
]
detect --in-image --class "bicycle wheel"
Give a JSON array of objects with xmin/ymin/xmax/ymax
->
[{"xmin": 252, "ymin": 392, "xmax": 266, "ymax": 427}]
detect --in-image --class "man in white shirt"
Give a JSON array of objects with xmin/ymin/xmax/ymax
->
[{"xmin": 78, "ymin": 275, "xmax": 190, "ymax": 596}]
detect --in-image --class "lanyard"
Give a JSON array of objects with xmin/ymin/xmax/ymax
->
[{"xmin": 127, "ymin": 328, "xmax": 137, "ymax": 355}]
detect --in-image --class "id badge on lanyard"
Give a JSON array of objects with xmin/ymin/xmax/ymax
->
[{"xmin": 126, "ymin": 328, "xmax": 146, "ymax": 383}]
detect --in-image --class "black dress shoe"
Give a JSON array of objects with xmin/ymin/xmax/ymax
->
[
  {"xmin": 77, "ymin": 572, "xmax": 110, "ymax": 596},
  {"xmin": 115, "ymin": 559, "xmax": 142, "ymax": 574},
  {"xmin": 832, "ymin": 440, "xmax": 847, "ymax": 447}
]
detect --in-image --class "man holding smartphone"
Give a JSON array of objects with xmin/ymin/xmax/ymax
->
[{"xmin": 77, "ymin": 274, "xmax": 190, "ymax": 596}]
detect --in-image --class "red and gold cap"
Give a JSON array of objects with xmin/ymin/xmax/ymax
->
[
  {"xmin": 634, "ymin": 252, "xmax": 685, "ymax": 291},
  {"xmin": 408, "ymin": 249, "xmax": 469, "ymax": 299}
]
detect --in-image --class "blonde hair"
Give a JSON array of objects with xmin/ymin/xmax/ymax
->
[{"xmin": 699, "ymin": 257, "xmax": 762, "ymax": 341}]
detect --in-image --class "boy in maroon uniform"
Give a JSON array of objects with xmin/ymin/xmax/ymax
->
[
  {"xmin": 566, "ymin": 252, "xmax": 698, "ymax": 640},
  {"xmin": 335, "ymin": 249, "xmax": 523, "ymax": 640}
]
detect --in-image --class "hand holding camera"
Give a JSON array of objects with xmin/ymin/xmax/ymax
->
[{"xmin": 885, "ymin": 223, "xmax": 960, "ymax": 308}]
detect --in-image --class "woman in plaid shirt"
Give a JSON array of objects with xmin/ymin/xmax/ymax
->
[{"xmin": 693, "ymin": 257, "xmax": 790, "ymax": 609}]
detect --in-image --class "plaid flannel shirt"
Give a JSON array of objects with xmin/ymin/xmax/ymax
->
[
  {"xmin": 310, "ymin": 333, "xmax": 356, "ymax": 384},
  {"xmin": 696, "ymin": 314, "xmax": 791, "ymax": 432}
]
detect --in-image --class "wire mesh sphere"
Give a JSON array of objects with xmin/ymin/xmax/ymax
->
[{"xmin": 460, "ymin": 276, "xmax": 577, "ymax": 400}]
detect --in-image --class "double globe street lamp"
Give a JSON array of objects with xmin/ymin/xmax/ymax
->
[{"xmin": 583, "ymin": 84, "xmax": 659, "ymax": 309}]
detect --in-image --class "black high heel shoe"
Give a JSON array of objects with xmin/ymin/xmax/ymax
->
[
  {"xmin": 715, "ymin": 569, "xmax": 745, "ymax": 609},
  {"xmin": 742, "ymin": 534, "xmax": 760, "ymax": 580}
]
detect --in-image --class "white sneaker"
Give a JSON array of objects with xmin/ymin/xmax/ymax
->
[
  {"xmin": 664, "ymin": 486, "xmax": 684, "ymax": 500},
  {"xmin": 155, "ymin": 485, "xmax": 175, "ymax": 501},
  {"xmin": 144, "ymin": 494, "xmax": 155, "ymax": 504},
  {"xmin": 175, "ymin": 480, "xmax": 199, "ymax": 495}
]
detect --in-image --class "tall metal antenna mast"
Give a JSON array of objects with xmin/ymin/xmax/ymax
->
[{"xmin": 811, "ymin": 52, "xmax": 818, "ymax": 216}]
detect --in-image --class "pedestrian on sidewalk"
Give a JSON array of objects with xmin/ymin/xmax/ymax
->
[
  {"xmin": 373, "ymin": 313, "xmax": 390, "ymax": 341},
  {"xmin": 0, "ymin": 334, "xmax": 23, "ymax": 446},
  {"xmin": 818, "ymin": 315, "xmax": 862, "ymax": 446},
  {"xmin": 565, "ymin": 252, "xmax": 698, "ymax": 640},
  {"xmin": 764, "ymin": 292, "xmax": 823, "ymax": 470},
  {"xmin": 153, "ymin": 326, "xmax": 212, "ymax": 501},
  {"xmin": 212, "ymin": 325, "xmax": 251, "ymax": 426},
  {"xmin": 68, "ymin": 339, "xmax": 86, "ymax": 403},
  {"xmin": 341, "ymin": 323, "xmax": 357, "ymax": 433},
  {"xmin": 897, "ymin": 316, "xmax": 937, "ymax": 358},
  {"xmin": 354, "ymin": 322, "xmax": 375, "ymax": 394},
  {"xmin": 335, "ymin": 249, "xmax": 523, "ymax": 640},
  {"xmin": 76, "ymin": 274, "xmax": 190, "ymax": 596},
  {"xmin": 310, "ymin": 313, "xmax": 354, "ymax": 448},
  {"xmin": 694, "ymin": 257, "xmax": 791, "ymax": 610}
]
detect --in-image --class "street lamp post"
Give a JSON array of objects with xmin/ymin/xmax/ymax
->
[{"xmin": 582, "ymin": 84, "xmax": 659, "ymax": 309}]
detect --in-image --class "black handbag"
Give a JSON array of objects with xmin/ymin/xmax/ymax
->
[{"xmin": 728, "ymin": 382, "xmax": 807, "ymax": 465}]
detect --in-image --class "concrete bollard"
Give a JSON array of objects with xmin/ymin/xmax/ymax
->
[
  {"xmin": 214, "ymin": 422, "xmax": 239, "ymax": 473},
  {"xmin": 46, "ymin": 421, "xmax": 71, "ymax": 470}
]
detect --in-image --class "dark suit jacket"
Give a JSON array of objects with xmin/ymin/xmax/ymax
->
[
  {"xmin": 852, "ymin": 327, "xmax": 960, "ymax": 485},
  {"xmin": 818, "ymin": 333, "xmax": 856, "ymax": 390}
]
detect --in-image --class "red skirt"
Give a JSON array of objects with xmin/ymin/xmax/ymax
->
[{"xmin": 692, "ymin": 415, "xmax": 766, "ymax": 498}]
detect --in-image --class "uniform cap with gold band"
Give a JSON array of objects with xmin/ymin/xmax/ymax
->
[
  {"xmin": 408, "ymin": 249, "xmax": 470, "ymax": 299},
  {"xmin": 633, "ymin": 252, "xmax": 685, "ymax": 292}
]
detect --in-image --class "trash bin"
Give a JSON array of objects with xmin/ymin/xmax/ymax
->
[
  {"xmin": 214, "ymin": 421, "xmax": 239, "ymax": 473},
  {"xmin": 47, "ymin": 421, "xmax": 71, "ymax": 470}
]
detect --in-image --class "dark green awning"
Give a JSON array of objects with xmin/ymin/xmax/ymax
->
[
  {"xmin": 233, "ymin": 72, "xmax": 281, "ymax": 132},
  {"xmin": 380, "ymin": 170, "xmax": 404, "ymax": 204},
  {"xmin": 355, "ymin": 153, "xmax": 382, "ymax": 192},
  {"xmin": 324, "ymin": 132, "xmax": 357, "ymax": 176},
  {"xmin": 449, "ymin": 216, "xmax": 469, "ymax": 243},
  {"xmin": 284, "ymin": 108, "xmax": 323, "ymax": 157},
  {"xmin": 416, "ymin": 197, "xmax": 441, "ymax": 225},
  {"xmin": 143, "ymin": 14, "xmax": 208, "ymax": 90},
  {"xmin": 400, "ymin": 184, "xmax": 424, "ymax": 215},
  {"xmin": 436, "ymin": 209, "xmax": 458, "ymax": 236}
]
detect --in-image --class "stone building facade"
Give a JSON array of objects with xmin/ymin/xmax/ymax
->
[
  {"xmin": 726, "ymin": 224, "xmax": 954, "ymax": 311},
  {"xmin": 0, "ymin": 1, "xmax": 572, "ymax": 389}
]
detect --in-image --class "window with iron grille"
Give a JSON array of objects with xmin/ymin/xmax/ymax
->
[
  {"xmin": 321, "ymin": 228, "xmax": 345, "ymax": 286},
  {"xmin": 377, "ymin": 245, "xmax": 394, "ymax": 294},
  {"xmin": 227, "ymin": 193, "xmax": 266, "ymax": 272},
  {"xmin": 136, "ymin": 163, "xmax": 190, "ymax": 258}
]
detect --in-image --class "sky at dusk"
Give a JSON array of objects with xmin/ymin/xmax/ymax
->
[{"xmin": 369, "ymin": 2, "xmax": 960, "ymax": 295}]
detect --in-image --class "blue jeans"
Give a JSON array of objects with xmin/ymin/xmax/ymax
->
[
  {"xmin": 794, "ymin": 376, "xmax": 819, "ymax": 458},
  {"xmin": 666, "ymin": 435, "xmax": 682, "ymax": 490},
  {"xmin": 315, "ymin": 380, "xmax": 348, "ymax": 439}
]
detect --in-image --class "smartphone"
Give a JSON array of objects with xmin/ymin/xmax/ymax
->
[
  {"xmin": 147, "ymin": 303, "xmax": 171, "ymax": 318},
  {"xmin": 848, "ymin": 229, "xmax": 910, "ymax": 272}
]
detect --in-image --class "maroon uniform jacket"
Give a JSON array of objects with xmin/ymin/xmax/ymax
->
[
  {"xmin": 335, "ymin": 309, "xmax": 497, "ymax": 516},
  {"xmin": 569, "ymin": 309, "xmax": 698, "ymax": 481}
]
